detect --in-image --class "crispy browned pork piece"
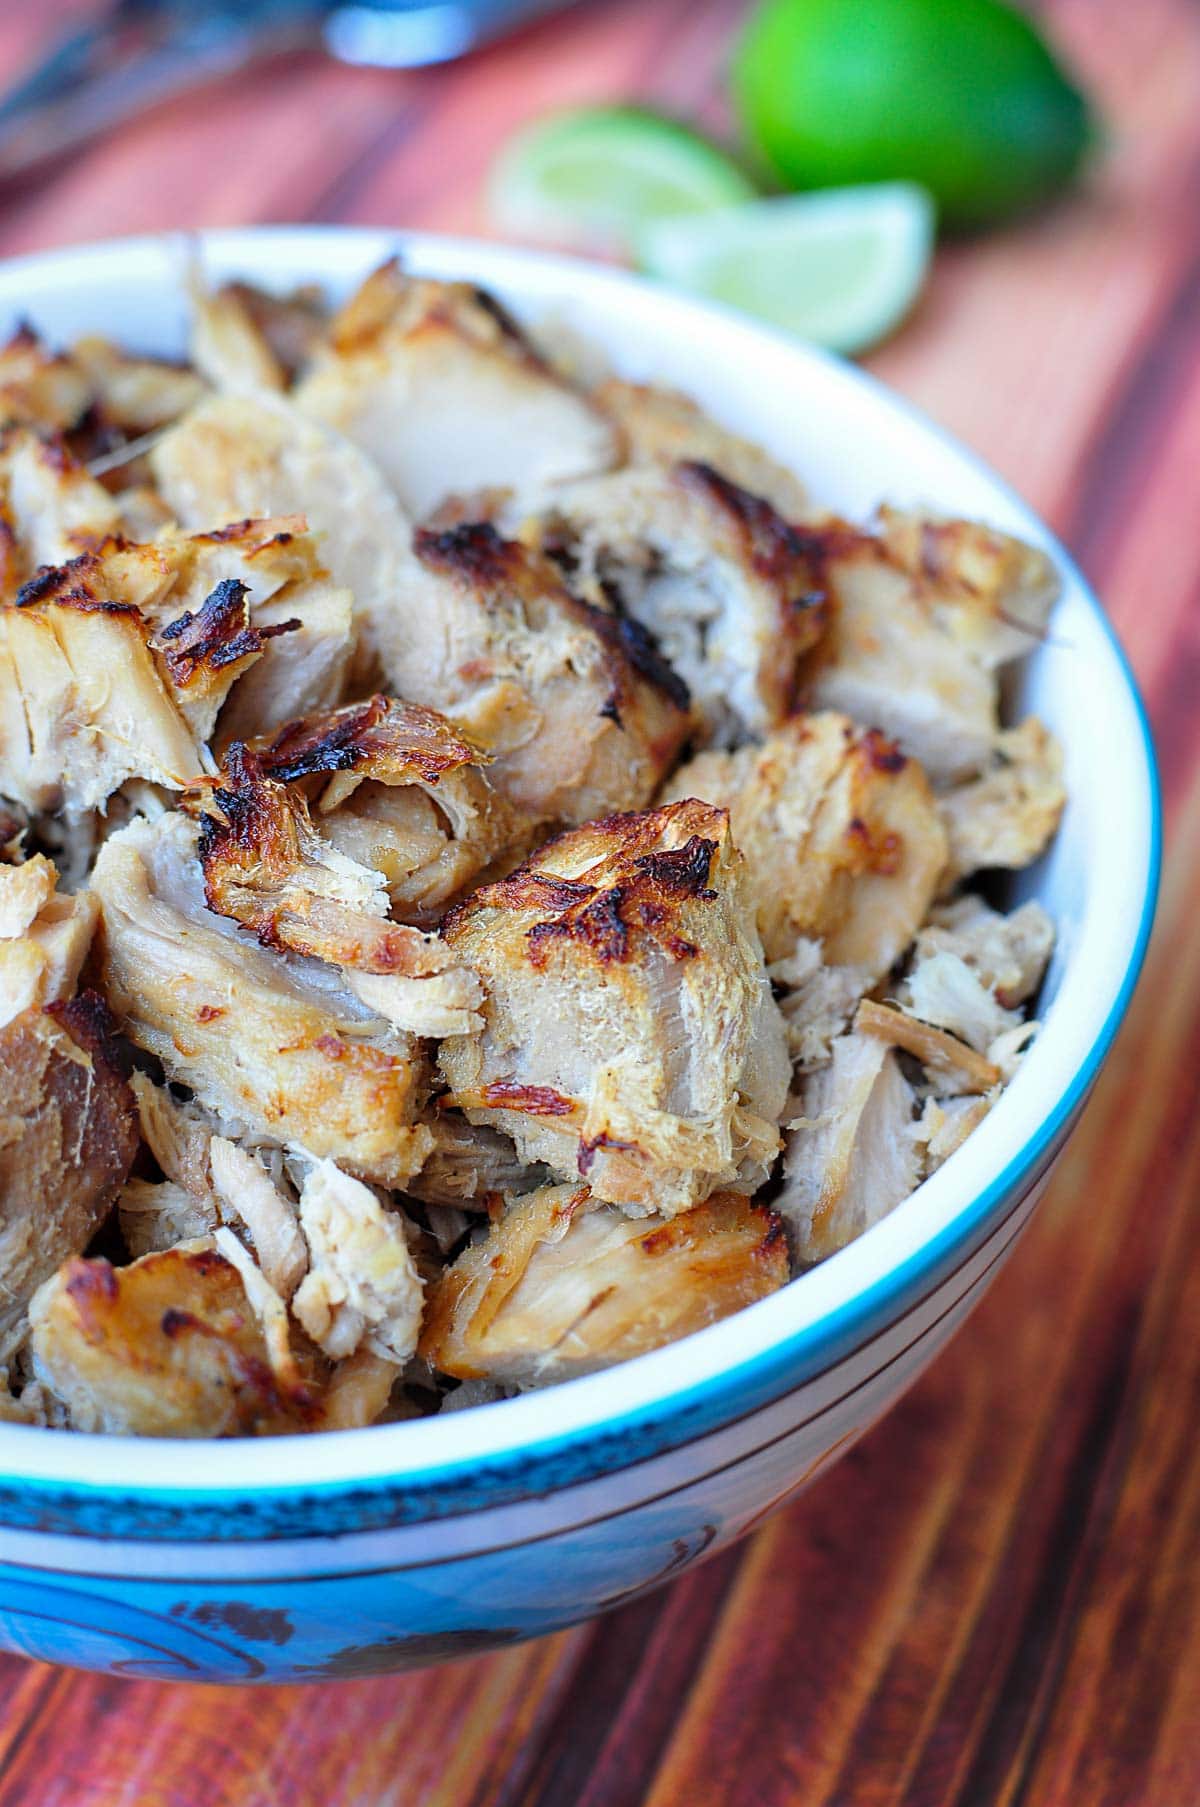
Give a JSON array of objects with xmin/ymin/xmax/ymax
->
[
  {"xmin": 776, "ymin": 1032, "xmax": 919, "ymax": 1264},
  {"xmin": 90, "ymin": 812, "xmax": 436, "ymax": 1184},
  {"xmin": 151, "ymin": 390, "xmax": 410, "ymax": 681},
  {"xmin": 29, "ymin": 1234, "xmax": 407, "ymax": 1437},
  {"xmin": 248, "ymin": 695, "xmax": 514, "ymax": 920},
  {"xmin": 28, "ymin": 1241, "xmax": 318, "ymax": 1437},
  {"xmin": 190, "ymin": 741, "xmax": 483, "ymax": 1034},
  {"xmin": 293, "ymin": 260, "xmax": 617, "ymax": 518},
  {"xmin": 440, "ymin": 799, "xmax": 790, "ymax": 1216},
  {"xmin": 594, "ymin": 377, "xmax": 811, "ymax": 520},
  {"xmin": 377, "ymin": 522, "xmax": 692, "ymax": 827},
  {"xmin": 535, "ymin": 459, "xmax": 826, "ymax": 745},
  {"xmin": 0, "ymin": 514, "xmax": 352, "ymax": 815},
  {"xmin": 0, "ymin": 322, "xmax": 203, "ymax": 441},
  {"xmin": 420, "ymin": 1183, "xmax": 788, "ymax": 1385},
  {"xmin": 0, "ymin": 992, "xmax": 138, "ymax": 1358},
  {"xmin": 796, "ymin": 508, "xmax": 1060, "ymax": 784}
]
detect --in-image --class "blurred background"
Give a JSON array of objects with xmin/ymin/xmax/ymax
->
[
  {"xmin": 2, "ymin": 4, "xmax": 1200, "ymax": 1805},
  {"xmin": 0, "ymin": 0, "xmax": 1194, "ymax": 499}
]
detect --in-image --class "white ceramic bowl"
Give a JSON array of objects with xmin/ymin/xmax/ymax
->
[{"xmin": 0, "ymin": 229, "xmax": 1157, "ymax": 1682}]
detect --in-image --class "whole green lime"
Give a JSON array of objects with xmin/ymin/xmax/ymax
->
[{"xmin": 732, "ymin": 0, "xmax": 1093, "ymax": 228}]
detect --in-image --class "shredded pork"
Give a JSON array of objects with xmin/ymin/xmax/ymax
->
[{"xmin": 0, "ymin": 257, "xmax": 1065, "ymax": 1435}]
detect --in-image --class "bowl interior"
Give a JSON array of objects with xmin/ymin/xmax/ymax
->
[{"xmin": 0, "ymin": 228, "xmax": 1159, "ymax": 1501}]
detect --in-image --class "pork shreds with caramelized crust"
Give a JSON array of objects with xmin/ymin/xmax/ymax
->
[
  {"xmin": 0, "ymin": 321, "xmax": 203, "ymax": 444},
  {"xmin": 27, "ymin": 1241, "xmax": 318, "ymax": 1436},
  {"xmin": 294, "ymin": 260, "xmax": 617, "ymax": 520},
  {"xmin": 248, "ymin": 695, "xmax": 515, "ymax": 921},
  {"xmin": 421, "ymin": 1183, "xmax": 788, "ymax": 1385},
  {"xmin": 379, "ymin": 521, "xmax": 692, "ymax": 828},
  {"xmin": 0, "ymin": 513, "xmax": 350, "ymax": 816},
  {"xmin": 0, "ymin": 427, "xmax": 121, "ymax": 598},
  {"xmin": 0, "ymin": 260, "xmax": 1066, "ymax": 1437},
  {"xmin": 535, "ymin": 458, "xmax": 826, "ymax": 745},
  {"xmin": 439, "ymin": 799, "xmax": 790, "ymax": 1217},
  {"xmin": 150, "ymin": 389, "xmax": 413, "ymax": 684},
  {"xmin": 188, "ymin": 741, "xmax": 483, "ymax": 1037}
]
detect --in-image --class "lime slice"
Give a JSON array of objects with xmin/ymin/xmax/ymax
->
[
  {"xmin": 636, "ymin": 183, "xmax": 934, "ymax": 355},
  {"xmin": 489, "ymin": 108, "xmax": 758, "ymax": 258}
]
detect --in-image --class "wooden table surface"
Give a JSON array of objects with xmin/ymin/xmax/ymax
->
[{"xmin": 1, "ymin": 1, "xmax": 1198, "ymax": 1801}]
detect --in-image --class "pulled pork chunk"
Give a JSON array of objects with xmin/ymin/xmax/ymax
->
[
  {"xmin": 0, "ymin": 855, "xmax": 97, "ymax": 1028},
  {"xmin": 779, "ymin": 1032, "xmax": 919, "ymax": 1263},
  {"xmin": 798, "ymin": 510, "xmax": 1059, "ymax": 784},
  {"xmin": 0, "ymin": 427, "xmax": 121, "ymax": 596},
  {"xmin": 875, "ymin": 507, "xmax": 1058, "ymax": 669},
  {"xmin": 665, "ymin": 713, "xmax": 946, "ymax": 1068},
  {"xmin": 0, "ymin": 514, "xmax": 348, "ymax": 815},
  {"xmin": 915, "ymin": 895, "xmax": 1054, "ymax": 1009},
  {"xmin": 68, "ymin": 336, "xmax": 205, "ymax": 439},
  {"xmin": 191, "ymin": 743, "xmax": 482, "ymax": 1034},
  {"xmin": 914, "ymin": 1093, "xmax": 995, "ymax": 1176},
  {"xmin": 28, "ymin": 1241, "xmax": 318, "ymax": 1437},
  {"xmin": 209, "ymin": 1137, "xmax": 308, "ymax": 1299},
  {"xmin": 378, "ymin": 522, "xmax": 691, "ymax": 827},
  {"xmin": 856, "ymin": 893, "xmax": 1054, "ymax": 1095},
  {"xmin": 0, "ymin": 326, "xmax": 94, "ymax": 435},
  {"xmin": 440, "ymin": 799, "xmax": 790, "ymax": 1216},
  {"xmin": 539, "ymin": 459, "xmax": 826, "ymax": 745},
  {"xmin": 188, "ymin": 283, "xmax": 290, "ymax": 394},
  {"xmin": 0, "ymin": 576, "xmax": 202, "ymax": 815},
  {"xmin": 420, "ymin": 1183, "xmax": 787, "ymax": 1385},
  {"xmin": 143, "ymin": 516, "xmax": 351, "ymax": 742},
  {"xmin": 90, "ymin": 812, "xmax": 434, "ymax": 1184},
  {"xmin": 594, "ymin": 377, "xmax": 811, "ymax": 520},
  {"xmin": 0, "ymin": 992, "xmax": 138, "ymax": 1357},
  {"xmin": 294, "ymin": 260, "xmax": 617, "ymax": 519},
  {"xmin": 249, "ymin": 695, "xmax": 514, "ymax": 920},
  {"xmin": 292, "ymin": 1161, "xmax": 423, "ymax": 1364},
  {"xmin": 664, "ymin": 713, "xmax": 946, "ymax": 972},
  {"xmin": 938, "ymin": 717, "xmax": 1066, "ymax": 886},
  {"xmin": 405, "ymin": 1115, "xmax": 541, "ymax": 1208},
  {"xmin": 0, "ymin": 321, "xmax": 202, "ymax": 442},
  {"xmin": 151, "ymin": 389, "xmax": 413, "ymax": 682},
  {"xmin": 198, "ymin": 280, "xmax": 328, "ymax": 386}
]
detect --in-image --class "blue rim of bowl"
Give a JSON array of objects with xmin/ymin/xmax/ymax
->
[{"xmin": 0, "ymin": 232, "xmax": 1162, "ymax": 1533}]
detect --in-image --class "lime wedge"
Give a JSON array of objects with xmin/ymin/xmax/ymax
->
[
  {"xmin": 636, "ymin": 183, "xmax": 934, "ymax": 355},
  {"xmin": 489, "ymin": 108, "xmax": 758, "ymax": 258}
]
